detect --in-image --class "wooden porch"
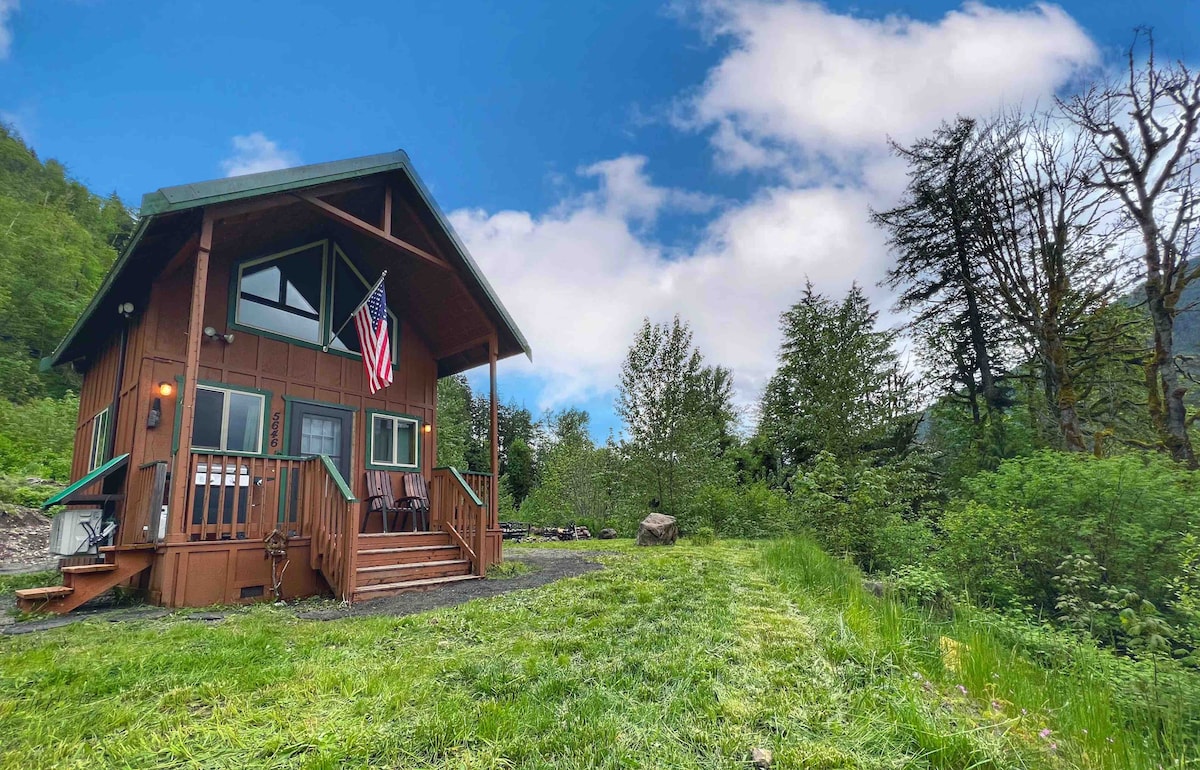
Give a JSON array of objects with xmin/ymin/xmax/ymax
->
[{"xmin": 17, "ymin": 458, "xmax": 498, "ymax": 612}]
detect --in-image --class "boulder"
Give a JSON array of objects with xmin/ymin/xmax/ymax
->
[
  {"xmin": 751, "ymin": 747, "xmax": 773, "ymax": 768},
  {"xmin": 636, "ymin": 513, "xmax": 678, "ymax": 546},
  {"xmin": 598, "ymin": 527, "xmax": 618, "ymax": 540}
]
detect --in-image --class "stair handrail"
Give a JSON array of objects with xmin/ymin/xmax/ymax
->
[
  {"xmin": 307, "ymin": 455, "xmax": 359, "ymax": 602},
  {"xmin": 434, "ymin": 466, "xmax": 487, "ymax": 576}
]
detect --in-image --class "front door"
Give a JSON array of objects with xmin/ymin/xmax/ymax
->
[{"xmin": 287, "ymin": 402, "xmax": 354, "ymax": 481}]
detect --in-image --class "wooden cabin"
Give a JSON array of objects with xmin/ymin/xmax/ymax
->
[{"xmin": 16, "ymin": 151, "xmax": 530, "ymax": 613}]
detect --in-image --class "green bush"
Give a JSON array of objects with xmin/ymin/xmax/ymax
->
[
  {"xmin": 889, "ymin": 563, "xmax": 954, "ymax": 609},
  {"xmin": 939, "ymin": 451, "xmax": 1199, "ymax": 615},
  {"xmin": 685, "ymin": 481, "xmax": 790, "ymax": 538},
  {"xmin": 688, "ymin": 525, "xmax": 716, "ymax": 545},
  {"xmin": 0, "ymin": 393, "xmax": 77, "ymax": 481},
  {"xmin": 791, "ymin": 453, "xmax": 936, "ymax": 572}
]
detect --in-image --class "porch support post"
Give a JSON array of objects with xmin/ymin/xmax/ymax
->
[
  {"xmin": 166, "ymin": 211, "xmax": 213, "ymax": 544},
  {"xmin": 487, "ymin": 333, "xmax": 499, "ymax": 572}
]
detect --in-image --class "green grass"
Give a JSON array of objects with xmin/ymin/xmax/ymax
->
[
  {"xmin": 0, "ymin": 570, "xmax": 58, "ymax": 598},
  {"xmin": 0, "ymin": 540, "xmax": 1194, "ymax": 769}
]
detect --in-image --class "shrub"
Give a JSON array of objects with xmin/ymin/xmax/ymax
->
[
  {"xmin": 686, "ymin": 481, "xmax": 790, "ymax": 538},
  {"xmin": 940, "ymin": 451, "xmax": 1199, "ymax": 615},
  {"xmin": 889, "ymin": 563, "xmax": 954, "ymax": 609},
  {"xmin": 689, "ymin": 525, "xmax": 716, "ymax": 545},
  {"xmin": 791, "ymin": 453, "xmax": 936, "ymax": 572},
  {"xmin": 0, "ymin": 393, "xmax": 77, "ymax": 481}
]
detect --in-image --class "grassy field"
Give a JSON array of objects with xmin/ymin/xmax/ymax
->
[{"xmin": 0, "ymin": 540, "xmax": 1195, "ymax": 769}]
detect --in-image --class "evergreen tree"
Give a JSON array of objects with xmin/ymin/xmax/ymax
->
[{"xmin": 760, "ymin": 283, "xmax": 917, "ymax": 467}]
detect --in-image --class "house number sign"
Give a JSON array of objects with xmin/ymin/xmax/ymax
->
[{"xmin": 270, "ymin": 411, "xmax": 281, "ymax": 449}]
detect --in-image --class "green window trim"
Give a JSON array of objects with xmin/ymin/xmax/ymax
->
[
  {"xmin": 87, "ymin": 405, "xmax": 112, "ymax": 472},
  {"xmin": 365, "ymin": 409, "xmax": 421, "ymax": 471},
  {"xmin": 171, "ymin": 377, "xmax": 273, "ymax": 457},
  {"xmin": 226, "ymin": 239, "xmax": 401, "ymax": 367}
]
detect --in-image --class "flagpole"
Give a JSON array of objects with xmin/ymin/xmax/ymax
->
[{"xmin": 323, "ymin": 270, "xmax": 387, "ymax": 352}]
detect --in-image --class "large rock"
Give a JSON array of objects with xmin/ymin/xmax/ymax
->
[
  {"xmin": 598, "ymin": 527, "xmax": 618, "ymax": 540},
  {"xmin": 636, "ymin": 513, "xmax": 678, "ymax": 546}
]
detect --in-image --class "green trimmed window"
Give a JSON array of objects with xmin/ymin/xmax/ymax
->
[
  {"xmin": 368, "ymin": 411, "xmax": 419, "ymax": 470},
  {"xmin": 192, "ymin": 385, "xmax": 266, "ymax": 454},
  {"xmin": 88, "ymin": 406, "xmax": 111, "ymax": 472},
  {"xmin": 233, "ymin": 241, "xmax": 398, "ymax": 360}
]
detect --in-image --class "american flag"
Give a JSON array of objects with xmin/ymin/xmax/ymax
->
[{"xmin": 353, "ymin": 276, "xmax": 392, "ymax": 393}]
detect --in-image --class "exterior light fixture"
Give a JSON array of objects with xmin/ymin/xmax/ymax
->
[
  {"xmin": 203, "ymin": 327, "xmax": 236, "ymax": 344},
  {"xmin": 423, "ymin": 424, "xmax": 432, "ymax": 434},
  {"xmin": 158, "ymin": 381, "xmax": 174, "ymax": 397}
]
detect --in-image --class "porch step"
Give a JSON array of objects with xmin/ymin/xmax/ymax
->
[
  {"xmin": 14, "ymin": 585, "xmax": 74, "ymax": 601},
  {"xmin": 353, "ymin": 573, "xmax": 480, "ymax": 599},
  {"xmin": 61, "ymin": 563, "xmax": 119, "ymax": 575},
  {"xmin": 356, "ymin": 544, "xmax": 461, "ymax": 567},
  {"xmin": 13, "ymin": 550, "xmax": 153, "ymax": 614},
  {"xmin": 357, "ymin": 531, "xmax": 453, "ymax": 549},
  {"xmin": 355, "ymin": 559, "xmax": 471, "ymax": 587}
]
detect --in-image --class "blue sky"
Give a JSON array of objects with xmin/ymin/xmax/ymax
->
[{"xmin": 2, "ymin": 0, "xmax": 1197, "ymax": 439}]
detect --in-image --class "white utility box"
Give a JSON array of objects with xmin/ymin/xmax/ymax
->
[{"xmin": 48, "ymin": 508, "xmax": 104, "ymax": 556}]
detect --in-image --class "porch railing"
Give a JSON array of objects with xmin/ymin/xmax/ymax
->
[
  {"xmin": 305, "ymin": 455, "xmax": 359, "ymax": 602},
  {"xmin": 460, "ymin": 472, "xmax": 497, "ymax": 529},
  {"xmin": 121, "ymin": 460, "xmax": 168, "ymax": 545},
  {"xmin": 431, "ymin": 466, "xmax": 489, "ymax": 576},
  {"xmin": 183, "ymin": 453, "xmax": 311, "ymax": 542}
]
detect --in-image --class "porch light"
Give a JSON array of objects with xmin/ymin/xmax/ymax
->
[
  {"xmin": 423, "ymin": 424, "xmax": 432, "ymax": 434},
  {"xmin": 158, "ymin": 381, "xmax": 174, "ymax": 397}
]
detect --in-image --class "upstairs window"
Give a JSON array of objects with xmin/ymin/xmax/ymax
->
[
  {"xmin": 235, "ymin": 242, "xmax": 326, "ymax": 344},
  {"xmin": 88, "ymin": 406, "xmax": 111, "ymax": 471},
  {"xmin": 232, "ymin": 241, "xmax": 398, "ymax": 361}
]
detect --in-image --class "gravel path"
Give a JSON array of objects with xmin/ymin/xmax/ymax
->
[
  {"xmin": 2, "ymin": 547, "xmax": 607, "ymax": 633},
  {"xmin": 0, "ymin": 507, "xmax": 54, "ymax": 574},
  {"xmin": 296, "ymin": 548, "xmax": 606, "ymax": 620}
]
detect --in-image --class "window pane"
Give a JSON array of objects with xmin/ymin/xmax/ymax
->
[
  {"xmin": 329, "ymin": 252, "xmax": 395, "ymax": 356},
  {"xmin": 193, "ymin": 388, "xmax": 225, "ymax": 450},
  {"xmin": 396, "ymin": 420, "xmax": 415, "ymax": 466},
  {"xmin": 237, "ymin": 244, "xmax": 324, "ymax": 343},
  {"xmin": 226, "ymin": 393, "xmax": 263, "ymax": 453},
  {"xmin": 371, "ymin": 416, "xmax": 394, "ymax": 464}
]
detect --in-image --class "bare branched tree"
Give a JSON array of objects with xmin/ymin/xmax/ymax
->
[
  {"xmin": 1061, "ymin": 30, "xmax": 1200, "ymax": 466},
  {"xmin": 979, "ymin": 111, "xmax": 1127, "ymax": 451}
]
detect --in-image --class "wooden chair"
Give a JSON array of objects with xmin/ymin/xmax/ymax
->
[
  {"xmin": 396, "ymin": 472, "xmax": 430, "ymax": 531},
  {"xmin": 362, "ymin": 470, "xmax": 402, "ymax": 533}
]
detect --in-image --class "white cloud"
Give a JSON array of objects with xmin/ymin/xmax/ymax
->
[
  {"xmin": 685, "ymin": 0, "xmax": 1099, "ymax": 171},
  {"xmin": 451, "ymin": 157, "xmax": 889, "ymax": 412},
  {"xmin": 457, "ymin": 2, "xmax": 1102, "ymax": 418},
  {"xmin": 0, "ymin": 0, "xmax": 19, "ymax": 59},
  {"xmin": 220, "ymin": 132, "xmax": 299, "ymax": 177}
]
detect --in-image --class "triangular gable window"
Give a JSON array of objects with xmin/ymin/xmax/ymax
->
[{"xmin": 232, "ymin": 240, "xmax": 397, "ymax": 362}]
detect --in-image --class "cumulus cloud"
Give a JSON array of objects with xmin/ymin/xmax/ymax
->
[
  {"xmin": 453, "ymin": 2, "xmax": 1101, "ymax": 417},
  {"xmin": 220, "ymin": 132, "xmax": 299, "ymax": 177},
  {"xmin": 0, "ymin": 0, "xmax": 18, "ymax": 59},
  {"xmin": 685, "ymin": 0, "xmax": 1099, "ymax": 171},
  {"xmin": 451, "ymin": 157, "xmax": 888, "ymax": 411}
]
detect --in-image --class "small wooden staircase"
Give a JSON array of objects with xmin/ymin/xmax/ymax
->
[
  {"xmin": 14, "ymin": 546, "xmax": 153, "ymax": 614},
  {"xmin": 352, "ymin": 530, "xmax": 480, "ymax": 602}
]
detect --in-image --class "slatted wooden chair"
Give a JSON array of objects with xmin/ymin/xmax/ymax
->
[
  {"xmin": 362, "ymin": 470, "xmax": 402, "ymax": 533},
  {"xmin": 396, "ymin": 472, "xmax": 431, "ymax": 531}
]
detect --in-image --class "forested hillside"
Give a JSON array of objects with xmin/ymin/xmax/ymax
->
[{"xmin": 0, "ymin": 125, "xmax": 134, "ymax": 483}]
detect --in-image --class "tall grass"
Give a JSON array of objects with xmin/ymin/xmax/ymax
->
[{"xmin": 762, "ymin": 537, "xmax": 1200, "ymax": 769}]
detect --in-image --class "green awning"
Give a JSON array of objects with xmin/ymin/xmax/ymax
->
[{"xmin": 42, "ymin": 454, "xmax": 129, "ymax": 509}]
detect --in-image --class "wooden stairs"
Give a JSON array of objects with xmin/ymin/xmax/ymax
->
[
  {"xmin": 351, "ymin": 530, "xmax": 480, "ymax": 602},
  {"xmin": 14, "ymin": 546, "xmax": 153, "ymax": 614}
]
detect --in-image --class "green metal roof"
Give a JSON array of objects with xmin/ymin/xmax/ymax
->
[
  {"xmin": 42, "ymin": 453, "xmax": 129, "ymax": 509},
  {"xmin": 44, "ymin": 150, "xmax": 531, "ymax": 368}
]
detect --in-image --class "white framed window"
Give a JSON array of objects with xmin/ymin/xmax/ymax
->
[
  {"xmin": 192, "ymin": 385, "xmax": 266, "ymax": 454},
  {"xmin": 232, "ymin": 240, "xmax": 398, "ymax": 361},
  {"xmin": 367, "ymin": 411, "xmax": 419, "ymax": 470},
  {"xmin": 88, "ymin": 406, "xmax": 111, "ymax": 471}
]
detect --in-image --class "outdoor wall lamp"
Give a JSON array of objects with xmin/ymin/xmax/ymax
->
[
  {"xmin": 424, "ymin": 424, "xmax": 432, "ymax": 434},
  {"xmin": 203, "ymin": 326, "xmax": 235, "ymax": 344},
  {"xmin": 157, "ymin": 381, "xmax": 174, "ymax": 397}
]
